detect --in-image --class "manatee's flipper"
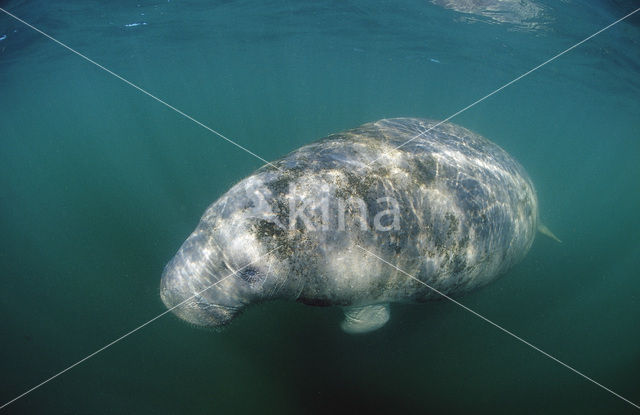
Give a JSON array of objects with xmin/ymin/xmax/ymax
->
[
  {"xmin": 538, "ymin": 223, "xmax": 562, "ymax": 243},
  {"xmin": 341, "ymin": 304, "xmax": 390, "ymax": 334}
]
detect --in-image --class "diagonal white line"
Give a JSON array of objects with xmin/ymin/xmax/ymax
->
[
  {"xmin": 355, "ymin": 244, "xmax": 640, "ymax": 411},
  {"xmin": 0, "ymin": 245, "xmax": 282, "ymax": 410},
  {"xmin": 366, "ymin": 7, "xmax": 640, "ymax": 167},
  {"xmin": 0, "ymin": 8, "xmax": 283, "ymax": 172}
]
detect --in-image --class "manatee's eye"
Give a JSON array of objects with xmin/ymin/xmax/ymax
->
[{"xmin": 238, "ymin": 266, "xmax": 262, "ymax": 284}]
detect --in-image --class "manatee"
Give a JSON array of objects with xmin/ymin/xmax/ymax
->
[{"xmin": 160, "ymin": 118, "xmax": 542, "ymax": 334}]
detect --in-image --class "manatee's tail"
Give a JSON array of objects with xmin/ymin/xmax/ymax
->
[{"xmin": 538, "ymin": 223, "xmax": 562, "ymax": 243}]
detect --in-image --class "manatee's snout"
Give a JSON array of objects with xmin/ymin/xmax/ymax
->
[
  {"xmin": 160, "ymin": 235, "xmax": 242, "ymax": 327},
  {"xmin": 160, "ymin": 267, "xmax": 239, "ymax": 328}
]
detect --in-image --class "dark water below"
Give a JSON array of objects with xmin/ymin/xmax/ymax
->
[{"xmin": 1, "ymin": 0, "xmax": 639, "ymax": 413}]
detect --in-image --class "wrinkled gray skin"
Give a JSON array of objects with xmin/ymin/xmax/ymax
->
[{"xmin": 160, "ymin": 118, "xmax": 537, "ymax": 332}]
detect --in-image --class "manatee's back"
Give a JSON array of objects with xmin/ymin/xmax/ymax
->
[
  {"xmin": 372, "ymin": 118, "xmax": 538, "ymax": 297},
  {"xmin": 255, "ymin": 118, "xmax": 537, "ymax": 304},
  {"xmin": 376, "ymin": 118, "xmax": 538, "ymax": 241}
]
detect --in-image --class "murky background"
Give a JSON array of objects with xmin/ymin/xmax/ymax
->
[{"xmin": 1, "ymin": 0, "xmax": 639, "ymax": 413}]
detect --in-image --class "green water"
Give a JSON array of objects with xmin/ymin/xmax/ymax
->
[{"xmin": 1, "ymin": 1, "xmax": 639, "ymax": 413}]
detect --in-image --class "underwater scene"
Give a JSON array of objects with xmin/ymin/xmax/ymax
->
[{"xmin": 1, "ymin": 0, "xmax": 639, "ymax": 413}]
